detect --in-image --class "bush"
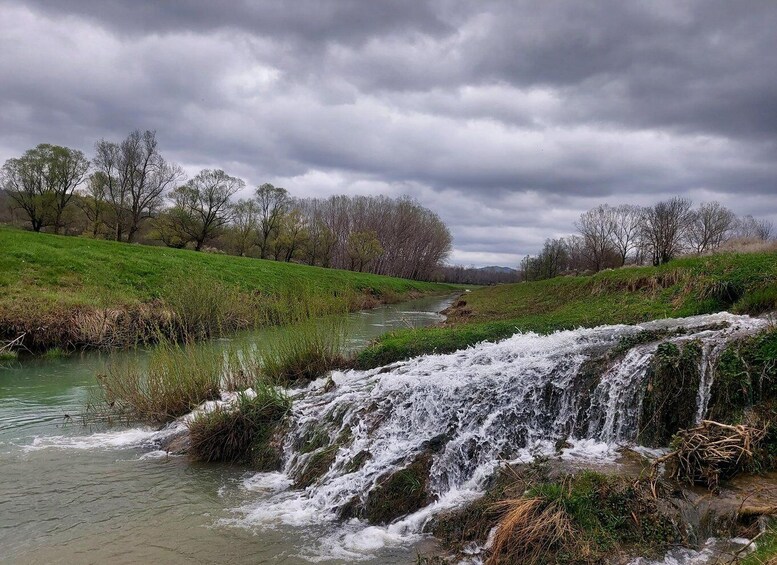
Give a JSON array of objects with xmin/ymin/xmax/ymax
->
[{"xmin": 188, "ymin": 385, "xmax": 291, "ymax": 466}]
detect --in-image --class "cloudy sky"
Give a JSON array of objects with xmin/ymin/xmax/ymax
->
[{"xmin": 1, "ymin": 1, "xmax": 775, "ymax": 266}]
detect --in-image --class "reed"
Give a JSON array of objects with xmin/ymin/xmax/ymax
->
[
  {"xmin": 260, "ymin": 315, "xmax": 348, "ymax": 386},
  {"xmin": 90, "ymin": 340, "xmax": 223, "ymax": 424}
]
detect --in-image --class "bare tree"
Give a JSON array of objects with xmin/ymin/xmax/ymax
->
[
  {"xmin": 687, "ymin": 201, "xmax": 736, "ymax": 253},
  {"xmin": 94, "ymin": 130, "xmax": 183, "ymax": 242},
  {"xmin": 254, "ymin": 183, "xmax": 289, "ymax": 259},
  {"xmin": 737, "ymin": 214, "xmax": 774, "ymax": 241},
  {"xmin": 1, "ymin": 144, "xmax": 89, "ymax": 233},
  {"xmin": 169, "ymin": 169, "xmax": 244, "ymax": 251},
  {"xmin": 640, "ymin": 197, "xmax": 693, "ymax": 265},
  {"xmin": 611, "ymin": 204, "xmax": 642, "ymax": 265},
  {"xmin": 576, "ymin": 205, "xmax": 616, "ymax": 271}
]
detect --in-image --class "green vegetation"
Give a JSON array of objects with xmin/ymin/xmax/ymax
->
[
  {"xmin": 740, "ymin": 524, "xmax": 777, "ymax": 565},
  {"xmin": 260, "ymin": 316, "xmax": 348, "ymax": 386},
  {"xmin": 188, "ymin": 386, "xmax": 291, "ymax": 467},
  {"xmin": 357, "ymin": 252, "xmax": 777, "ymax": 368},
  {"xmin": 364, "ymin": 453, "xmax": 434, "ymax": 524},
  {"xmin": 89, "ymin": 340, "xmax": 225, "ymax": 424},
  {"xmin": 0, "ymin": 226, "xmax": 454, "ymax": 350},
  {"xmin": 430, "ymin": 465, "xmax": 676, "ymax": 565},
  {"xmin": 637, "ymin": 341, "xmax": 702, "ymax": 447}
]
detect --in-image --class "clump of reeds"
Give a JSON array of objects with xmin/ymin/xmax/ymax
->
[
  {"xmin": 260, "ymin": 316, "xmax": 348, "ymax": 385},
  {"xmin": 90, "ymin": 340, "xmax": 223, "ymax": 424},
  {"xmin": 162, "ymin": 276, "xmax": 259, "ymax": 341},
  {"xmin": 188, "ymin": 384, "xmax": 290, "ymax": 466}
]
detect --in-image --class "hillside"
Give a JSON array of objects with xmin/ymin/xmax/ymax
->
[
  {"xmin": 357, "ymin": 251, "xmax": 777, "ymax": 367},
  {"xmin": 0, "ymin": 227, "xmax": 456, "ymax": 350}
]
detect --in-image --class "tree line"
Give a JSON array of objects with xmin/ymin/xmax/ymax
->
[
  {"xmin": 521, "ymin": 198, "xmax": 774, "ymax": 281},
  {"xmin": 0, "ymin": 132, "xmax": 452, "ymax": 281}
]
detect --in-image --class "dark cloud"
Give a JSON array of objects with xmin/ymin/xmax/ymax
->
[{"xmin": 1, "ymin": 0, "xmax": 775, "ymax": 266}]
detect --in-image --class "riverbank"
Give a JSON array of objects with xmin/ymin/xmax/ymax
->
[
  {"xmin": 0, "ymin": 227, "xmax": 457, "ymax": 352},
  {"xmin": 356, "ymin": 251, "xmax": 777, "ymax": 368}
]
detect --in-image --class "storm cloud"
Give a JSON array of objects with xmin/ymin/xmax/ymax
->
[{"xmin": 1, "ymin": 0, "xmax": 775, "ymax": 266}]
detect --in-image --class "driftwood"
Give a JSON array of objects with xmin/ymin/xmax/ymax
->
[
  {"xmin": 0, "ymin": 333, "xmax": 25, "ymax": 353},
  {"xmin": 737, "ymin": 505, "xmax": 777, "ymax": 518},
  {"xmin": 652, "ymin": 420, "xmax": 768, "ymax": 490}
]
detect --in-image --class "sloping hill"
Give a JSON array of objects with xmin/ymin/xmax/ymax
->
[
  {"xmin": 357, "ymin": 252, "xmax": 777, "ymax": 367},
  {"xmin": 0, "ymin": 227, "xmax": 455, "ymax": 349}
]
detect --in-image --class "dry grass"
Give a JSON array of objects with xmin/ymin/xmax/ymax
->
[
  {"xmin": 487, "ymin": 497, "xmax": 575, "ymax": 565},
  {"xmin": 88, "ymin": 340, "xmax": 223, "ymax": 424}
]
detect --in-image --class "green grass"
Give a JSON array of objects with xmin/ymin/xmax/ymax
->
[
  {"xmin": 741, "ymin": 524, "xmax": 777, "ymax": 565},
  {"xmin": 357, "ymin": 252, "xmax": 777, "ymax": 368},
  {"xmin": 0, "ymin": 226, "xmax": 455, "ymax": 349},
  {"xmin": 188, "ymin": 385, "xmax": 291, "ymax": 466}
]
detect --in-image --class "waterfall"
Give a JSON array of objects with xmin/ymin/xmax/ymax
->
[{"xmin": 222, "ymin": 312, "xmax": 767, "ymax": 559}]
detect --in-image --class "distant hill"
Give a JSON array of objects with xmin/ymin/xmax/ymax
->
[{"xmin": 478, "ymin": 266, "xmax": 518, "ymax": 274}]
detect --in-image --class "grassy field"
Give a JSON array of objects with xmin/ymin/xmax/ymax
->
[
  {"xmin": 0, "ymin": 227, "xmax": 456, "ymax": 349},
  {"xmin": 357, "ymin": 251, "xmax": 777, "ymax": 367}
]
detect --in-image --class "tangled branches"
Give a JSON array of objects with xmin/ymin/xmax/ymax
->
[{"xmin": 653, "ymin": 420, "xmax": 768, "ymax": 490}]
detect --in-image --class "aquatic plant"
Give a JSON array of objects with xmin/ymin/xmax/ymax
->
[
  {"xmin": 90, "ymin": 340, "xmax": 223, "ymax": 424},
  {"xmin": 260, "ymin": 316, "xmax": 347, "ymax": 385}
]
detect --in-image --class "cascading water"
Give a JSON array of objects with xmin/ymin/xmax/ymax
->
[{"xmin": 219, "ymin": 312, "xmax": 768, "ymax": 560}]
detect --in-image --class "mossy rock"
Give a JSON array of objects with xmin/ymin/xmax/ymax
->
[
  {"xmin": 637, "ymin": 341, "xmax": 702, "ymax": 447},
  {"xmin": 364, "ymin": 452, "xmax": 435, "ymax": 524}
]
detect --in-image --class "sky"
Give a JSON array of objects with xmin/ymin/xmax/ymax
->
[{"xmin": 1, "ymin": 1, "xmax": 775, "ymax": 267}]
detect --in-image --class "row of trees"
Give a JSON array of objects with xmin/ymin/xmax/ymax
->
[
  {"xmin": 522, "ymin": 198, "xmax": 774, "ymax": 281},
  {"xmin": 0, "ymin": 133, "xmax": 452, "ymax": 280}
]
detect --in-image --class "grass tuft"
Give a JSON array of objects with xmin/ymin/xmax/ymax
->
[
  {"xmin": 188, "ymin": 385, "xmax": 291, "ymax": 465},
  {"xmin": 89, "ymin": 340, "xmax": 223, "ymax": 424}
]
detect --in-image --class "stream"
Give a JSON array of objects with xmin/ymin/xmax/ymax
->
[
  {"xmin": 1, "ymin": 300, "xmax": 771, "ymax": 564},
  {"xmin": 0, "ymin": 294, "xmax": 454, "ymax": 565}
]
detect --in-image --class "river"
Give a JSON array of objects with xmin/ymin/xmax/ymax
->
[{"xmin": 0, "ymin": 294, "xmax": 454, "ymax": 565}]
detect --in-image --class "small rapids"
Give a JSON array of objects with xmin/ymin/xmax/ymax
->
[
  {"xmin": 224, "ymin": 312, "xmax": 766, "ymax": 560},
  {"xmin": 21, "ymin": 311, "xmax": 768, "ymax": 562}
]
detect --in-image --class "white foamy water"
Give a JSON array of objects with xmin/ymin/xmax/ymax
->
[{"xmin": 223, "ymin": 312, "xmax": 767, "ymax": 561}]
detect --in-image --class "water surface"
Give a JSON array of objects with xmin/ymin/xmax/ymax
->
[{"xmin": 0, "ymin": 294, "xmax": 454, "ymax": 564}]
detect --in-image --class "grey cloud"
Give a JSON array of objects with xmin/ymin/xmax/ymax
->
[{"xmin": 0, "ymin": 0, "xmax": 776, "ymax": 267}]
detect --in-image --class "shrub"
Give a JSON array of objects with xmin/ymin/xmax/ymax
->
[{"xmin": 188, "ymin": 385, "xmax": 291, "ymax": 466}]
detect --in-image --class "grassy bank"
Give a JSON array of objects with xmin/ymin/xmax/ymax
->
[
  {"xmin": 0, "ymin": 227, "xmax": 455, "ymax": 350},
  {"xmin": 358, "ymin": 252, "xmax": 777, "ymax": 368}
]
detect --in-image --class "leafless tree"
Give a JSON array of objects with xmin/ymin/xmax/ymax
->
[
  {"xmin": 611, "ymin": 204, "xmax": 642, "ymax": 265},
  {"xmin": 254, "ymin": 183, "xmax": 290, "ymax": 259},
  {"xmin": 639, "ymin": 197, "xmax": 693, "ymax": 265},
  {"xmin": 687, "ymin": 201, "xmax": 736, "ymax": 253},
  {"xmin": 94, "ymin": 130, "xmax": 183, "ymax": 242},
  {"xmin": 1, "ymin": 144, "xmax": 89, "ymax": 232},
  {"xmin": 169, "ymin": 169, "xmax": 244, "ymax": 251},
  {"xmin": 576, "ymin": 204, "xmax": 616, "ymax": 272},
  {"xmin": 736, "ymin": 214, "xmax": 774, "ymax": 241}
]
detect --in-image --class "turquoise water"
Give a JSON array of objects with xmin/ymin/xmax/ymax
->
[{"xmin": 0, "ymin": 295, "xmax": 453, "ymax": 564}]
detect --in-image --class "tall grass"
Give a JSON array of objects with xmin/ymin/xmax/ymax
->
[
  {"xmin": 260, "ymin": 316, "xmax": 348, "ymax": 385},
  {"xmin": 90, "ymin": 340, "xmax": 223, "ymax": 424}
]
